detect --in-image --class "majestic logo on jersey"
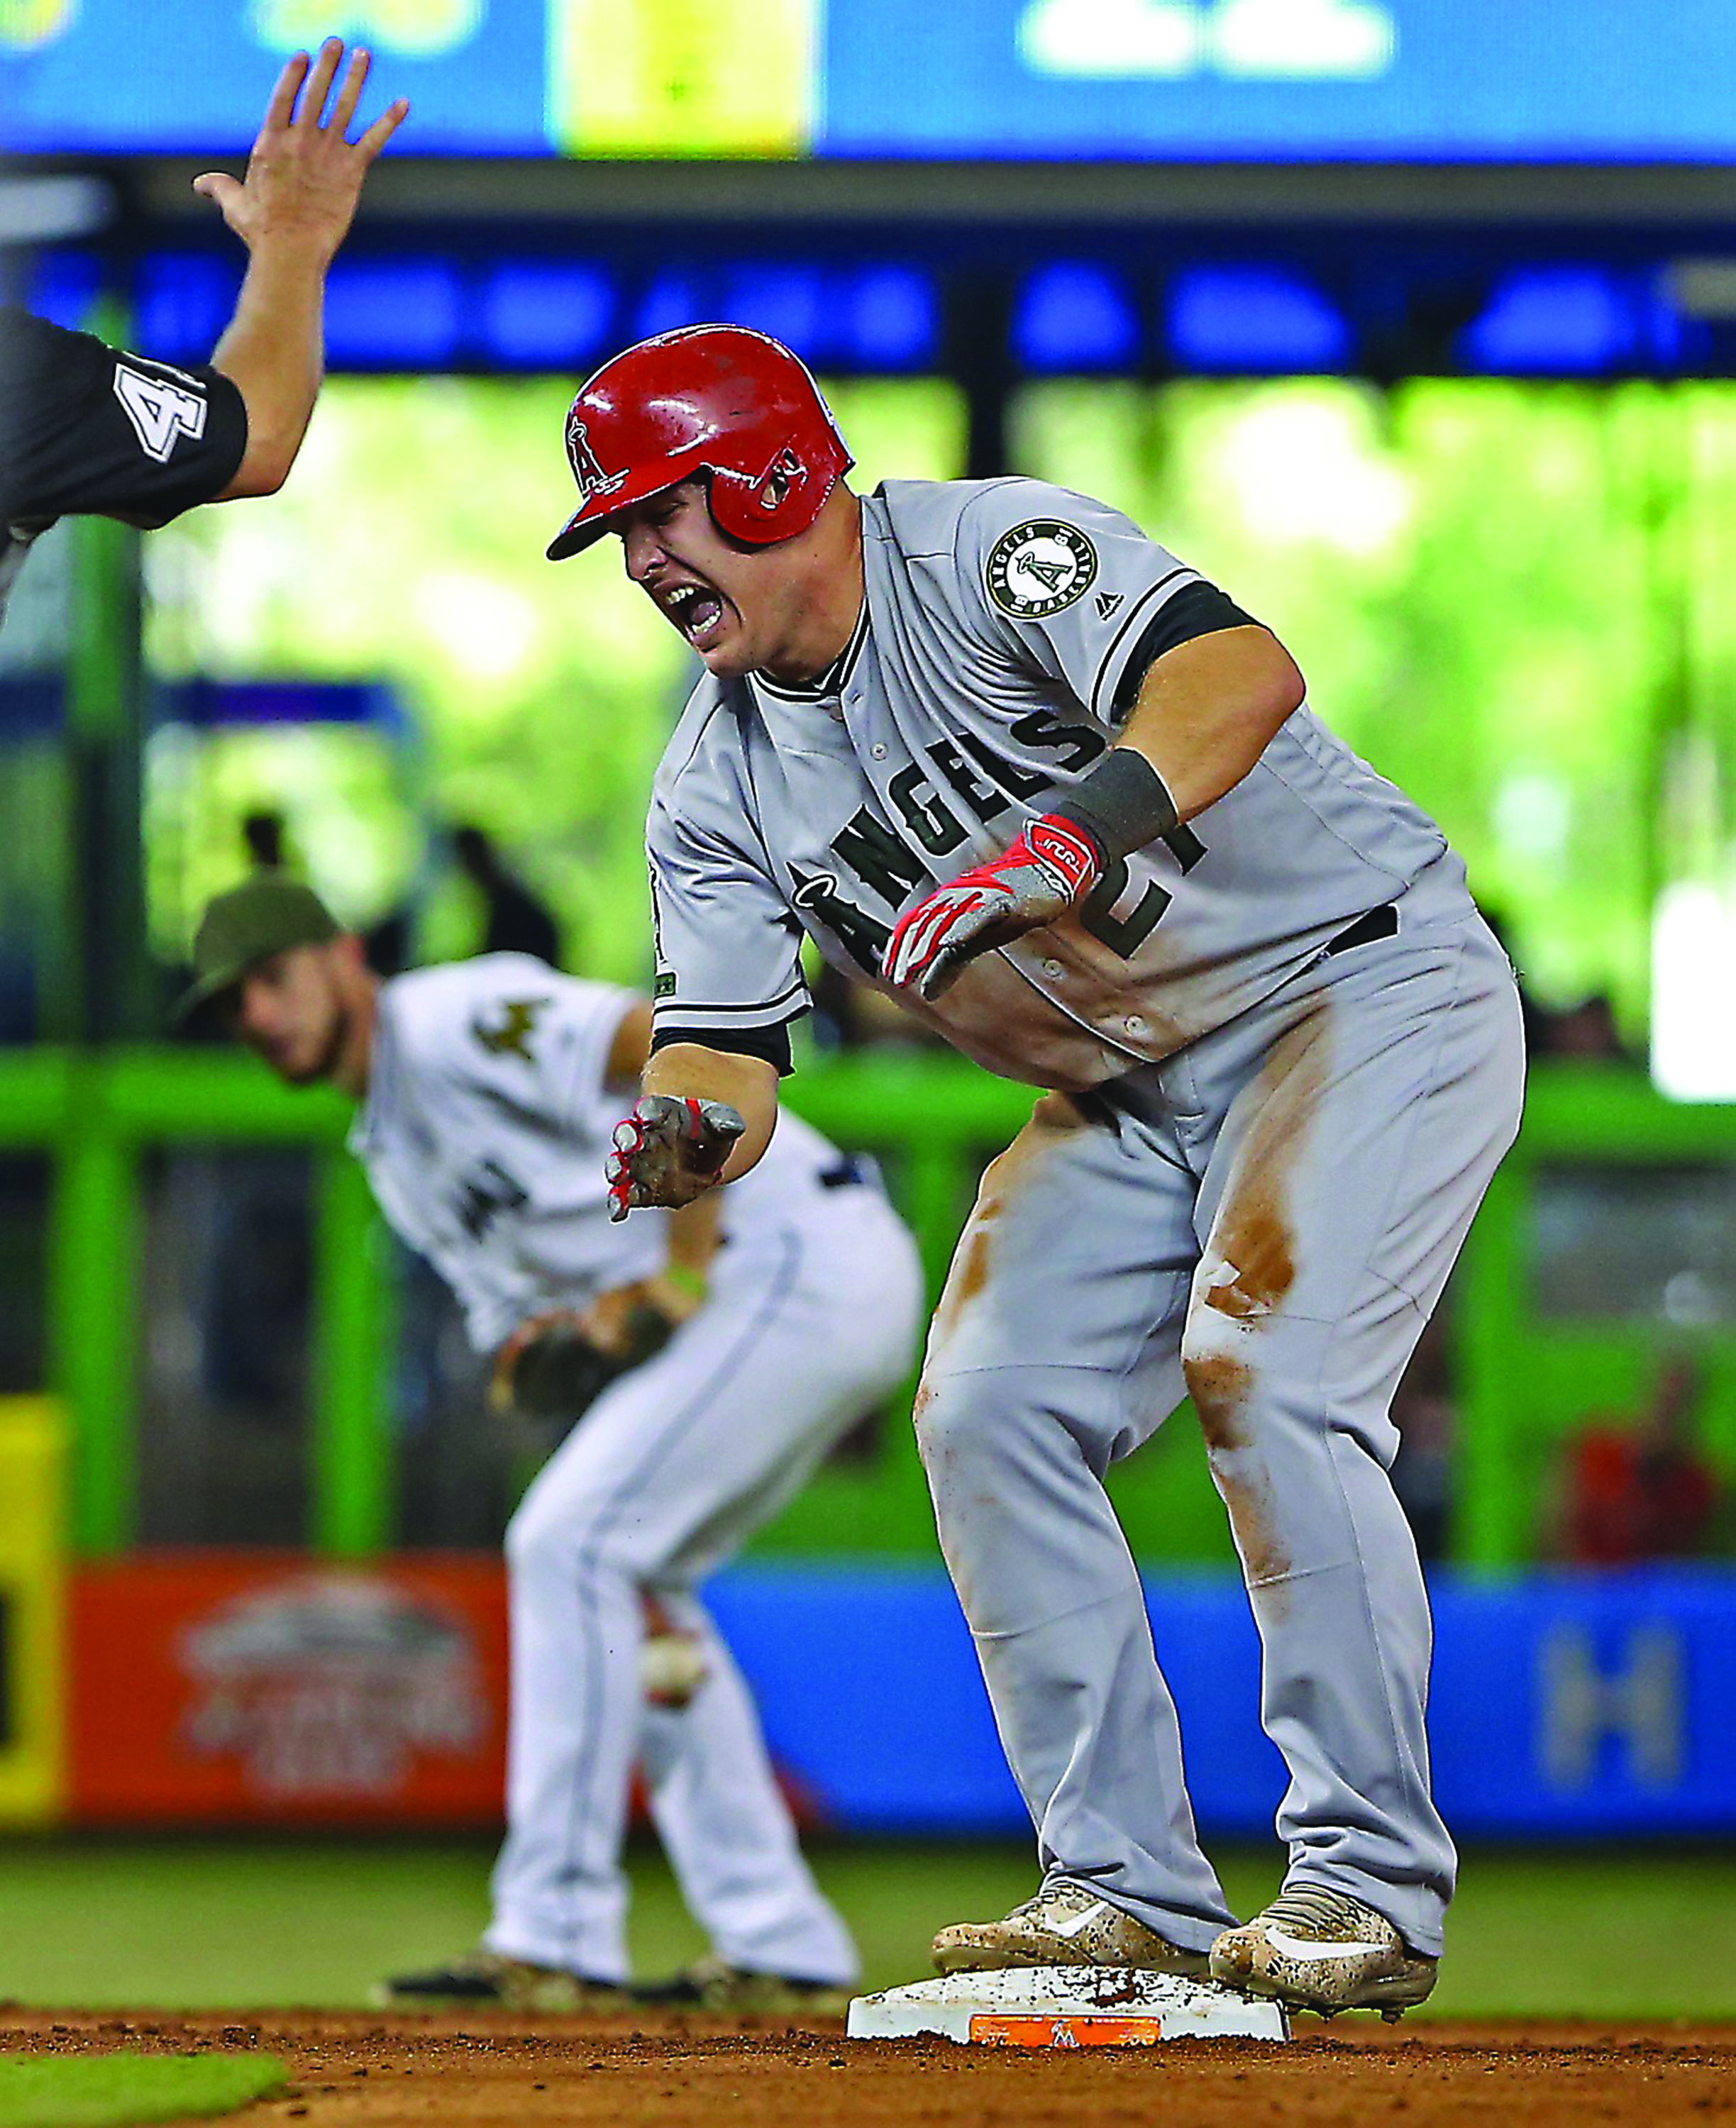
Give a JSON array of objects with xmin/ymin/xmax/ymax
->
[
  {"xmin": 1095, "ymin": 590, "xmax": 1124, "ymax": 620},
  {"xmin": 565, "ymin": 413, "xmax": 626, "ymax": 504},
  {"xmin": 112, "ymin": 362, "xmax": 208, "ymax": 465},
  {"xmin": 985, "ymin": 520, "xmax": 1099, "ymax": 619},
  {"xmin": 472, "ymin": 998, "xmax": 549, "ymax": 1060}
]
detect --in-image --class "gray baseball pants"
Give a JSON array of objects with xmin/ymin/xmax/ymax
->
[{"xmin": 914, "ymin": 901, "xmax": 1525, "ymax": 1958}]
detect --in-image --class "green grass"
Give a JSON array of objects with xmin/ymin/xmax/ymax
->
[
  {"xmin": 0, "ymin": 2052, "xmax": 283, "ymax": 2128},
  {"xmin": 0, "ymin": 1838, "xmax": 1732, "ymax": 2022}
]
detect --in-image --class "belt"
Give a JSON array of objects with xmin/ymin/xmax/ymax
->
[
  {"xmin": 1322, "ymin": 904, "xmax": 1398, "ymax": 958},
  {"xmin": 819, "ymin": 1153, "xmax": 879, "ymax": 1192}
]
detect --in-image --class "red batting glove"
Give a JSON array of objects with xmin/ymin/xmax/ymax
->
[
  {"xmin": 881, "ymin": 815, "xmax": 1102, "ymax": 1001},
  {"xmin": 606, "ymin": 1094, "xmax": 746, "ymax": 1222}
]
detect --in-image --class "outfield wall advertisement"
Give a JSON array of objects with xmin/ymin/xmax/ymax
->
[
  {"xmin": 56, "ymin": 1556, "xmax": 1736, "ymax": 1835},
  {"xmin": 5, "ymin": 1, "xmax": 1736, "ymax": 162},
  {"xmin": 69, "ymin": 1556, "xmax": 509, "ymax": 1826}
]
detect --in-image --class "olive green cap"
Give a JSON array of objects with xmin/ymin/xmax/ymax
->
[{"xmin": 173, "ymin": 872, "xmax": 340, "ymax": 1024}]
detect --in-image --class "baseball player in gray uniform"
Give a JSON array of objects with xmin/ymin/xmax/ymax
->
[
  {"xmin": 180, "ymin": 872, "xmax": 923, "ymax": 2010},
  {"xmin": 553, "ymin": 324, "xmax": 1526, "ymax": 2018}
]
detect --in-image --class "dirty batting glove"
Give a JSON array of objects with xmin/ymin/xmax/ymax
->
[
  {"xmin": 881, "ymin": 816, "xmax": 1102, "ymax": 1002},
  {"xmin": 606, "ymin": 1095, "xmax": 746, "ymax": 1222}
]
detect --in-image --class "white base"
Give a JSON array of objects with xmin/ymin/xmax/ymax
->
[{"xmin": 846, "ymin": 1965, "xmax": 1290, "ymax": 2048}]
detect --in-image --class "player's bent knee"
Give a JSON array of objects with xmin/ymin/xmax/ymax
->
[
  {"xmin": 913, "ymin": 1369, "xmax": 1019, "ymax": 1478},
  {"xmin": 503, "ymin": 1498, "xmax": 561, "ymax": 1579},
  {"xmin": 504, "ymin": 1492, "xmax": 607, "ymax": 1580},
  {"xmin": 1179, "ymin": 1295, "xmax": 1269, "ymax": 1453}
]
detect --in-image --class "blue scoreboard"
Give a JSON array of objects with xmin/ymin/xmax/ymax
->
[{"xmin": 5, "ymin": 0, "xmax": 1735, "ymax": 163}]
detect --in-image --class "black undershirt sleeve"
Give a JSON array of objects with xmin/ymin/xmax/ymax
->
[
  {"xmin": 0, "ymin": 306, "xmax": 248, "ymax": 531},
  {"xmin": 1110, "ymin": 580, "xmax": 1261, "ymax": 720},
  {"xmin": 648, "ymin": 1020, "xmax": 796, "ymax": 1077}
]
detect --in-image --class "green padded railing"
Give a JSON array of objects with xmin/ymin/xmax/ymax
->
[{"xmin": 2, "ymin": 1047, "xmax": 1732, "ymax": 1568}]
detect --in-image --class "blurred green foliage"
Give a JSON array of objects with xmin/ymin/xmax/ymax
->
[{"xmin": 1017, "ymin": 377, "xmax": 1736, "ymax": 1034}]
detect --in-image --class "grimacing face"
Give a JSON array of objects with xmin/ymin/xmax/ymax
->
[
  {"xmin": 228, "ymin": 941, "xmax": 354, "ymax": 1086},
  {"xmin": 614, "ymin": 480, "xmax": 818, "ymax": 682}
]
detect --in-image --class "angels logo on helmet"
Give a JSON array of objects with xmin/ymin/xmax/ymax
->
[
  {"xmin": 545, "ymin": 323, "xmax": 855, "ymax": 560},
  {"xmin": 565, "ymin": 412, "xmax": 626, "ymax": 505}
]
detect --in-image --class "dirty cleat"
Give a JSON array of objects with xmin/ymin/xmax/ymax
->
[
  {"xmin": 1210, "ymin": 1886, "xmax": 1437, "ymax": 2018},
  {"xmin": 631, "ymin": 1955, "xmax": 851, "ymax": 2015},
  {"xmin": 374, "ymin": 1948, "xmax": 626, "ymax": 2012},
  {"xmin": 931, "ymin": 1881, "xmax": 1212, "ymax": 1977}
]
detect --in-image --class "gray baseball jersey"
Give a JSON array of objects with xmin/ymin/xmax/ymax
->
[
  {"xmin": 647, "ymin": 475, "xmax": 1471, "ymax": 1087},
  {"xmin": 350, "ymin": 952, "xmax": 851, "ymax": 1352}
]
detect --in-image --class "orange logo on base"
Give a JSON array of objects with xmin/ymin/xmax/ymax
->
[{"xmin": 968, "ymin": 2015, "xmax": 1166, "ymax": 2049}]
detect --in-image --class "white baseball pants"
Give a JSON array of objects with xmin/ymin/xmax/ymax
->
[{"xmin": 487, "ymin": 1182, "xmax": 923, "ymax": 1983}]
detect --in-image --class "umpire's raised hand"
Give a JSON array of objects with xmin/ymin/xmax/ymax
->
[
  {"xmin": 191, "ymin": 41, "xmax": 409, "ymax": 499},
  {"xmin": 194, "ymin": 40, "xmax": 408, "ymax": 268}
]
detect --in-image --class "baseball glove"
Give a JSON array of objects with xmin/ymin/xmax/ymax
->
[{"xmin": 492, "ymin": 1299, "xmax": 677, "ymax": 1424}]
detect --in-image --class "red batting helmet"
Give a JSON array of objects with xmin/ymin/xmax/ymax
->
[{"xmin": 545, "ymin": 323, "xmax": 854, "ymax": 561}]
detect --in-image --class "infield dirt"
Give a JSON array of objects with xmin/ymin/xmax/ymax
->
[{"xmin": 3, "ymin": 2008, "xmax": 1733, "ymax": 2128}]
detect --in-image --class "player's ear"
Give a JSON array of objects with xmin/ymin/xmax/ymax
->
[{"xmin": 335, "ymin": 931, "xmax": 372, "ymax": 977}]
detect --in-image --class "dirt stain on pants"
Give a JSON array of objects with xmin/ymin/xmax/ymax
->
[
  {"xmin": 1181, "ymin": 1005, "xmax": 1332, "ymax": 1608},
  {"xmin": 923, "ymin": 1090, "xmax": 1087, "ymax": 1365},
  {"xmin": 914, "ymin": 1093, "xmax": 1090, "ymax": 1595}
]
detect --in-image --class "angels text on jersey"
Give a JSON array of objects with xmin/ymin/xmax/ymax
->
[{"xmin": 773, "ymin": 704, "xmax": 1207, "ymax": 981}]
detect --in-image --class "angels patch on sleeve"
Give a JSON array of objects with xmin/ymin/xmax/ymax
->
[{"xmin": 985, "ymin": 520, "xmax": 1099, "ymax": 618}]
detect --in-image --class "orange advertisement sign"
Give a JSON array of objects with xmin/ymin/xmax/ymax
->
[{"xmin": 70, "ymin": 1553, "xmax": 508, "ymax": 1826}]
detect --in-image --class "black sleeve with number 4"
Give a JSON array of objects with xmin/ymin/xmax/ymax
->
[{"xmin": 0, "ymin": 305, "xmax": 248, "ymax": 532}]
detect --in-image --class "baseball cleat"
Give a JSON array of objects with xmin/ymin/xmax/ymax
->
[
  {"xmin": 373, "ymin": 1948, "xmax": 626, "ymax": 2012},
  {"xmin": 931, "ymin": 1881, "xmax": 1212, "ymax": 1977},
  {"xmin": 631, "ymin": 1955, "xmax": 851, "ymax": 2015},
  {"xmin": 1209, "ymin": 1886, "xmax": 1437, "ymax": 2018}
]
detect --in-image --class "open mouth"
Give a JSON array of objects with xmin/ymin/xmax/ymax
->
[{"xmin": 660, "ymin": 581, "xmax": 730, "ymax": 650}]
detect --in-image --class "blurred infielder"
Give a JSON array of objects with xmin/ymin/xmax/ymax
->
[
  {"xmin": 560, "ymin": 325, "xmax": 1526, "ymax": 2017},
  {"xmin": 182, "ymin": 875, "xmax": 922, "ymax": 2010}
]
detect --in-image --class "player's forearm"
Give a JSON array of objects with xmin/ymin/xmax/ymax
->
[
  {"xmin": 209, "ymin": 241, "xmax": 328, "ymax": 498},
  {"xmin": 642, "ymin": 1041, "xmax": 779, "ymax": 1181},
  {"xmin": 664, "ymin": 1192, "xmax": 724, "ymax": 1282},
  {"xmin": 1116, "ymin": 625, "xmax": 1305, "ymax": 821}
]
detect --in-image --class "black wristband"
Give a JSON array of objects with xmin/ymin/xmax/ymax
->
[
  {"xmin": 650, "ymin": 1019, "xmax": 795, "ymax": 1075},
  {"xmin": 1051, "ymin": 748, "xmax": 1181, "ymax": 864}
]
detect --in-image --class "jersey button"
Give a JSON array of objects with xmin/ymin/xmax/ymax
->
[
  {"xmin": 870, "ymin": 743, "xmax": 889, "ymax": 760},
  {"xmin": 1124, "ymin": 1014, "xmax": 1149, "ymax": 1036},
  {"xmin": 1042, "ymin": 959, "xmax": 1065, "ymax": 979}
]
